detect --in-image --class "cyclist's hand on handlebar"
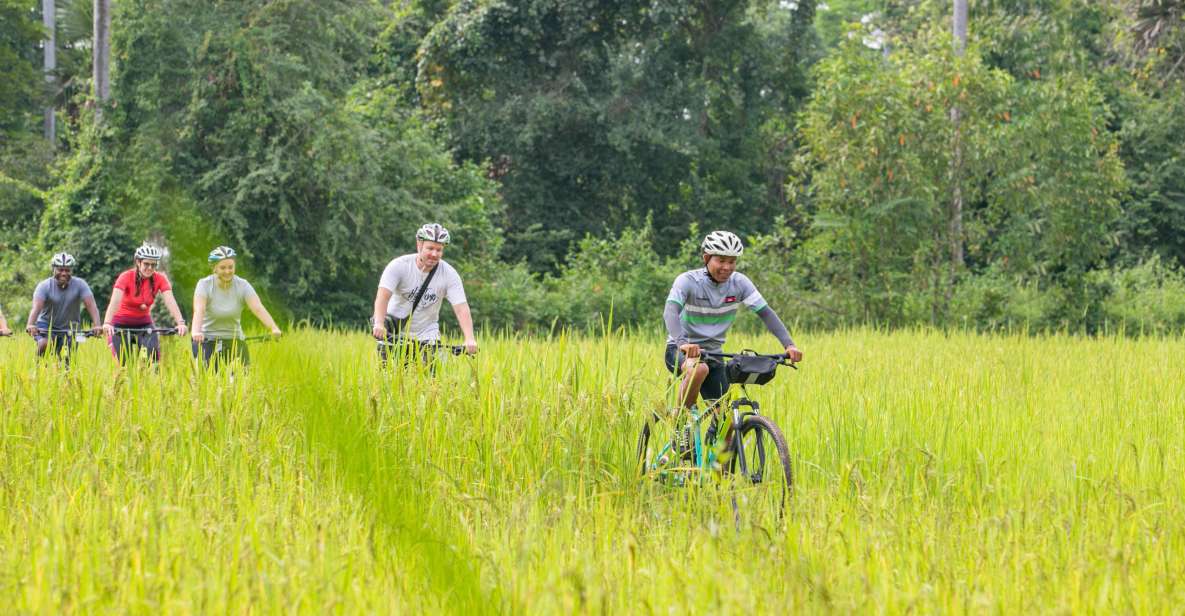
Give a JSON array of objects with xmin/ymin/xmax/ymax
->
[
  {"xmin": 103, "ymin": 323, "xmax": 115, "ymax": 337},
  {"xmin": 90, "ymin": 325, "xmax": 103, "ymax": 337},
  {"xmin": 463, "ymin": 339, "xmax": 478, "ymax": 355},
  {"xmin": 192, "ymin": 331, "xmax": 204, "ymax": 344},
  {"xmin": 26, "ymin": 325, "xmax": 38, "ymax": 337},
  {"xmin": 270, "ymin": 327, "xmax": 282, "ymax": 338},
  {"xmin": 176, "ymin": 323, "xmax": 189, "ymax": 337},
  {"xmin": 785, "ymin": 345, "xmax": 803, "ymax": 363},
  {"xmin": 372, "ymin": 324, "xmax": 387, "ymax": 340},
  {"xmin": 678, "ymin": 343, "xmax": 701, "ymax": 359}
]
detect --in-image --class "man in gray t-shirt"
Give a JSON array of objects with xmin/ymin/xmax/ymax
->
[
  {"xmin": 24, "ymin": 252, "xmax": 103, "ymax": 360},
  {"xmin": 663, "ymin": 231, "xmax": 803, "ymax": 410}
]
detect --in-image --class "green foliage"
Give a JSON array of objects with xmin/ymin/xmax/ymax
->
[
  {"xmin": 27, "ymin": 0, "xmax": 506, "ymax": 322},
  {"xmin": 0, "ymin": 0, "xmax": 44, "ymax": 136},
  {"xmin": 797, "ymin": 26, "xmax": 1125, "ymax": 324},
  {"xmin": 1110, "ymin": 76, "xmax": 1185, "ymax": 267},
  {"xmin": 34, "ymin": 123, "xmax": 138, "ymax": 310},
  {"xmin": 544, "ymin": 226, "xmax": 683, "ymax": 331},
  {"xmin": 416, "ymin": 0, "xmax": 818, "ymax": 270},
  {"xmin": 1085, "ymin": 255, "xmax": 1185, "ymax": 334},
  {"xmin": 3, "ymin": 0, "xmax": 1185, "ymax": 334}
]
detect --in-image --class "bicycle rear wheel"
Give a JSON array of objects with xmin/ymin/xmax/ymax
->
[
  {"xmin": 636, "ymin": 411, "xmax": 694, "ymax": 481},
  {"xmin": 726, "ymin": 413, "xmax": 793, "ymax": 518},
  {"xmin": 636, "ymin": 419, "xmax": 654, "ymax": 476}
]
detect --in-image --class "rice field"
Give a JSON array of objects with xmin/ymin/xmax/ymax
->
[{"xmin": 1, "ymin": 329, "xmax": 1182, "ymax": 613}]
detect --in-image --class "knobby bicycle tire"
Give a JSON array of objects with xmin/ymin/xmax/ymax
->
[{"xmin": 727, "ymin": 413, "xmax": 793, "ymax": 516}]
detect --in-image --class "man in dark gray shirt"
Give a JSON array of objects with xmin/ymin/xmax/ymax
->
[
  {"xmin": 25, "ymin": 252, "xmax": 102, "ymax": 361},
  {"xmin": 663, "ymin": 231, "xmax": 803, "ymax": 411}
]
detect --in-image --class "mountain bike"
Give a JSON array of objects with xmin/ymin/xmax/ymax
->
[
  {"xmin": 109, "ymin": 326, "xmax": 181, "ymax": 364},
  {"xmin": 376, "ymin": 338, "xmax": 466, "ymax": 371},
  {"xmin": 192, "ymin": 333, "xmax": 278, "ymax": 372},
  {"xmin": 32, "ymin": 327, "xmax": 100, "ymax": 367},
  {"xmin": 636, "ymin": 350, "xmax": 796, "ymax": 517}
]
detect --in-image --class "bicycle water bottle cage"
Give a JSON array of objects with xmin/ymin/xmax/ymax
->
[{"xmin": 725, "ymin": 350, "xmax": 780, "ymax": 386}]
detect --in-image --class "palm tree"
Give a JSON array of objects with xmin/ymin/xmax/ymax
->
[
  {"xmin": 42, "ymin": 0, "xmax": 56, "ymax": 143},
  {"xmin": 93, "ymin": 0, "xmax": 111, "ymax": 105}
]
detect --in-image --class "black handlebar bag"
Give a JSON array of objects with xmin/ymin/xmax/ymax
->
[{"xmin": 726, "ymin": 353, "xmax": 780, "ymax": 385}]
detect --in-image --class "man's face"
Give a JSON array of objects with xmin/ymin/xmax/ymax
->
[
  {"xmin": 417, "ymin": 240, "xmax": 445, "ymax": 268},
  {"xmin": 53, "ymin": 267, "xmax": 72, "ymax": 287},
  {"xmin": 704, "ymin": 254, "xmax": 737, "ymax": 283}
]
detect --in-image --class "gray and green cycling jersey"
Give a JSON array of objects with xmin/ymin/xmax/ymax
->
[{"xmin": 664, "ymin": 269, "xmax": 793, "ymax": 352}]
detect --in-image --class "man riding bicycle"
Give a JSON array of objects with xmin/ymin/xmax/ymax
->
[
  {"xmin": 24, "ymin": 252, "xmax": 103, "ymax": 361},
  {"xmin": 664, "ymin": 231, "xmax": 803, "ymax": 412},
  {"xmin": 371, "ymin": 223, "xmax": 478, "ymax": 365}
]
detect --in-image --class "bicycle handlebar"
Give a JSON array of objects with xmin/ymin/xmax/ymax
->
[
  {"xmin": 33, "ymin": 327, "xmax": 99, "ymax": 336},
  {"xmin": 376, "ymin": 339, "xmax": 465, "ymax": 355},
  {"xmin": 699, "ymin": 350, "xmax": 799, "ymax": 368},
  {"xmin": 111, "ymin": 327, "xmax": 180, "ymax": 335}
]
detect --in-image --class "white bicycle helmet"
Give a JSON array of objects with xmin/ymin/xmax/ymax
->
[
  {"xmin": 135, "ymin": 244, "xmax": 163, "ymax": 261},
  {"xmin": 415, "ymin": 223, "xmax": 451, "ymax": 245},
  {"xmin": 701, "ymin": 231, "xmax": 744, "ymax": 257},
  {"xmin": 50, "ymin": 252, "xmax": 77, "ymax": 268},
  {"xmin": 208, "ymin": 245, "xmax": 237, "ymax": 262}
]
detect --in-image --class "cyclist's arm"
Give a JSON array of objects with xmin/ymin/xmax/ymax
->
[
  {"xmin": 159, "ymin": 290, "xmax": 188, "ymax": 335},
  {"xmin": 664, "ymin": 300, "xmax": 687, "ymax": 348},
  {"xmin": 246, "ymin": 295, "xmax": 281, "ymax": 335},
  {"xmin": 755, "ymin": 305, "xmax": 794, "ymax": 349},
  {"xmin": 372, "ymin": 287, "xmax": 393, "ymax": 337},
  {"xmin": 191, "ymin": 291, "xmax": 207, "ymax": 342},
  {"xmin": 83, "ymin": 295, "xmax": 102, "ymax": 333},
  {"xmin": 25, "ymin": 297, "xmax": 45, "ymax": 332},
  {"xmin": 451, "ymin": 302, "xmax": 478, "ymax": 353},
  {"xmin": 0, "ymin": 308, "xmax": 10, "ymax": 334},
  {"xmin": 103, "ymin": 288, "xmax": 124, "ymax": 329}
]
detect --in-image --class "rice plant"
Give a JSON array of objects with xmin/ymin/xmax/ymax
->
[{"xmin": 1, "ymin": 328, "xmax": 1182, "ymax": 612}]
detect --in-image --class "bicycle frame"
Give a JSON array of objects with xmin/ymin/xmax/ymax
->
[{"xmin": 642, "ymin": 389, "xmax": 762, "ymax": 478}]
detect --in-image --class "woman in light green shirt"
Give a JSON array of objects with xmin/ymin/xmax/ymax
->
[
  {"xmin": 0, "ymin": 303, "xmax": 12, "ymax": 336},
  {"xmin": 190, "ymin": 246, "xmax": 282, "ymax": 368}
]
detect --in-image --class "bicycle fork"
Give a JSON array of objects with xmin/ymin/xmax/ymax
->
[{"xmin": 707, "ymin": 397, "xmax": 760, "ymax": 473}]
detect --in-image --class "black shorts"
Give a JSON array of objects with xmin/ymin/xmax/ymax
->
[
  {"xmin": 35, "ymin": 329, "xmax": 76, "ymax": 359},
  {"xmin": 192, "ymin": 339, "xmax": 250, "ymax": 369},
  {"xmin": 664, "ymin": 344, "xmax": 730, "ymax": 402}
]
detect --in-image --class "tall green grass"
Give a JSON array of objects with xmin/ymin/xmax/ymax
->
[{"xmin": 1, "ymin": 329, "xmax": 1182, "ymax": 612}]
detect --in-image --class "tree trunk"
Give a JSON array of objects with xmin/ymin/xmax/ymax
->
[
  {"xmin": 953, "ymin": 0, "xmax": 967, "ymax": 54},
  {"xmin": 42, "ymin": 0, "xmax": 56, "ymax": 143},
  {"xmin": 93, "ymin": 0, "xmax": 111, "ymax": 106},
  {"xmin": 947, "ymin": 0, "xmax": 968, "ymax": 308}
]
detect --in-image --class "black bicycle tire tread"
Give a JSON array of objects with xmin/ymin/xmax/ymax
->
[{"xmin": 736, "ymin": 414, "xmax": 794, "ymax": 493}]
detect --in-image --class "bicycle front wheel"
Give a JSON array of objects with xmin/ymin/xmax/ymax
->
[{"xmin": 727, "ymin": 413, "xmax": 793, "ymax": 518}]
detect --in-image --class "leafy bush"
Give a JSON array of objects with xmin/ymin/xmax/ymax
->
[{"xmin": 1085, "ymin": 256, "xmax": 1185, "ymax": 335}]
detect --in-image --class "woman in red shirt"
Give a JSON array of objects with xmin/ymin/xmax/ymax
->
[{"xmin": 102, "ymin": 244, "xmax": 189, "ymax": 363}]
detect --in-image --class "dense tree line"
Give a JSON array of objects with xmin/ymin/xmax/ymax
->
[{"xmin": 2, "ymin": 0, "xmax": 1184, "ymax": 333}]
